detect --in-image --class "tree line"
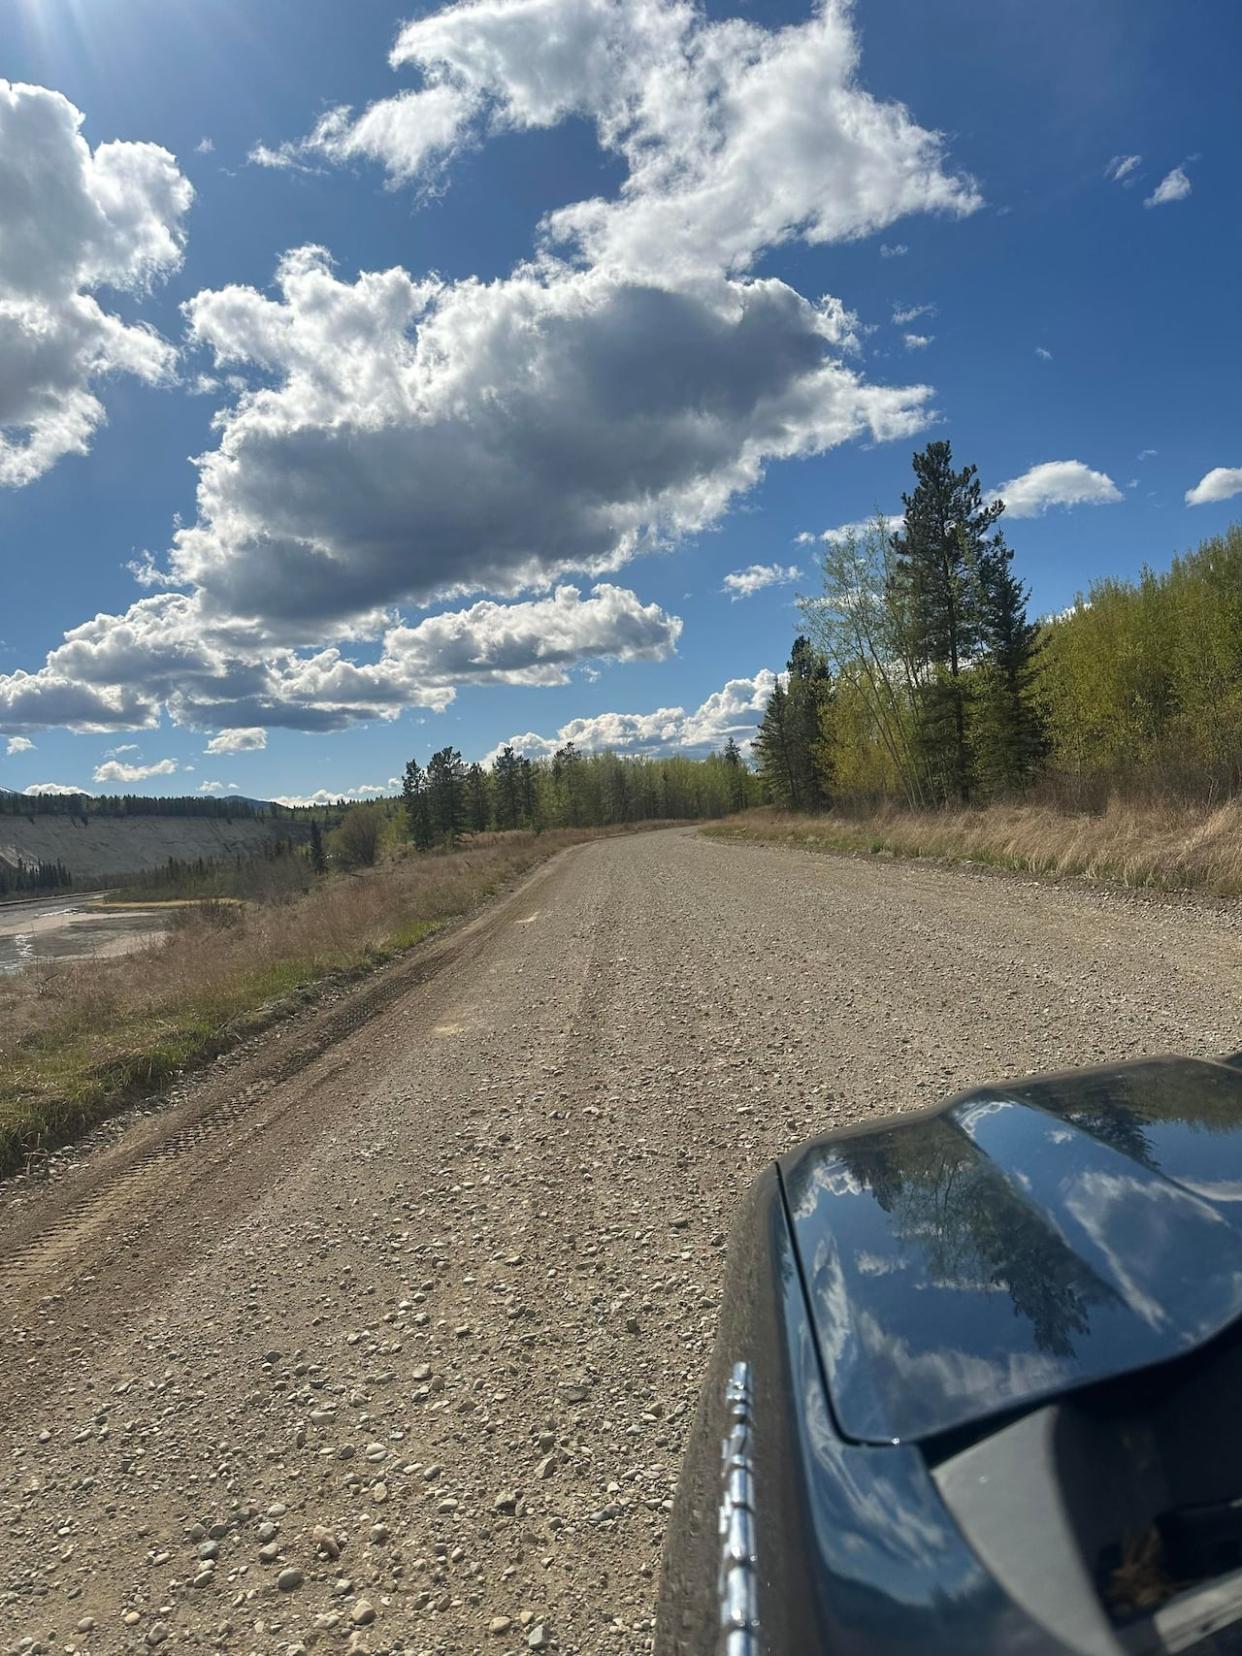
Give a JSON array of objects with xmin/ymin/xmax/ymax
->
[
  {"xmin": 755, "ymin": 439, "xmax": 1242, "ymax": 813},
  {"xmin": 0, "ymin": 857, "xmax": 72, "ymax": 898},
  {"xmin": 400, "ymin": 743, "xmax": 760, "ymax": 851}
]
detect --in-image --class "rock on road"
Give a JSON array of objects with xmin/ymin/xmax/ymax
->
[{"xmin": 2, "ymin": 826, "xmax": 1241, "ymax": 1656}]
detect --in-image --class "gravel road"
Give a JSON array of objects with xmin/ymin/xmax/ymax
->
[{"xmin": 3, "ymin": 826, "xmax": 1241, "ymax": 1656}]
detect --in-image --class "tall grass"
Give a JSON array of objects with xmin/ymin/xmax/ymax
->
[
  {"xmin": 0, "ymin": 827, "xmax": 643, "ymax": 1177},
  {"xmin": 706, "ymin": 799, "xmax": 1242, "ymax": 896}
]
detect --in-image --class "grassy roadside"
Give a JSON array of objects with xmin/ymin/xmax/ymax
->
[
  {"xmin": 0, "ymin": 824, "xmax": 667, "ymax": 1179},
  {"xmin": 704, "ymin": 800, "xmax": 1242, "ymax": 898}
]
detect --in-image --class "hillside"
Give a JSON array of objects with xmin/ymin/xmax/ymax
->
[{"xmin": 0, "ymin": 811, "xmax": 296, "ymax": 886}]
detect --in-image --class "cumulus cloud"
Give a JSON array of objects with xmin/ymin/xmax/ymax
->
[
  {"xmin": 205, "ymin": 727, "xmax": 267, "ymax": 753},
  {"xmin": 879, "ymin": 242, "xmax": 908, "ymax": 258},
  {"xmin": 270, "ymin": 784, "xmax": 396, "ymax": 807},
  {"xmin": 0, "ymin": 81, "xmax": 192, "ymax": 486},
  {"xmin": 93, "ymin": 756, "xmax": 178, "ymax": 783},
  {"xmin": 1145, "ymin": 166, "xmax": 1191, "ymax": 208},
  {"xmin": 1186, "ymin": 467, "xmax": 1242, "ymax": 507},
  {"xmin": 267, "ymin": 0, "xmax": 980, "ymax": 280},
  {"xmin": 799, "ymin": 511, "xmax": 905, "ymax": 547},
  {"xmin": 903, "ymin": 332, "xmax": 933, "ymax": 350},
  {"xmin": 7, "ymin": 0, "xmax": 981, "ymax": 742},
  {"xmin": 0, "ymin": 584, "xmax": 681, "ymax": 736},
  {"xmin": 24, "ymin": 781, "xmax": 92, "ymax": 796},
  {"xmin": 1106, "ymin": 154, "xmax": 1141, "ymax": 184},
  {"xmin": 1035, "ymin": 346, "xmax": 1052, "ymax": 361},
  {"xmin": 722, "ymin": 563, "xmax": 800, "ymax": 599},
  {"xmin": 992, "ymin": 460, "xmax": 1123, "ymax": 518},
  {"xmin": 198, "ymin": 779, "xmax": 241, "ymax": 795},
  {"xmin": 892, "ymin": 303, "xmax": 934, "ymax": 325},
  {"xmin": 5, "ymin": 736, "xmax": 33, "ymax": 754},
  {"xmin": 169, "ymin": 246, "xmax": 931, "ymax": 633},
  {"xmin": 483, "ymin": 667, "xmax": 778, "ymax": 763}
]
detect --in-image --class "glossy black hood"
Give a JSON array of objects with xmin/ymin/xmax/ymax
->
[{"xmin": 779, "ymin": 1055, "xmax": 1242, "ymax": 1446}]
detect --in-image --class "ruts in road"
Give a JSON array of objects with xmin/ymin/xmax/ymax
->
[{"xmin": 2, "ymin": 826, "xmax": 1241, "ymax": 1656}]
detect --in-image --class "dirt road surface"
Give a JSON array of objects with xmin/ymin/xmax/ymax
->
[{"xmin": 3, "ymin": 827, "xmax": 1241, "ymax": 1656}]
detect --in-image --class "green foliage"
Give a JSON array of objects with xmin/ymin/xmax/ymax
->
[
  {"xmin": 426, "ymin": 747, "xmax": 467, "ymax": 845},
  {"xmin": 402, "ymin": 759, "xmax": 435, "ymax": 850},
  {"xmin": 399, "ymin": 740, "xmax": 758, "ymax": 845},
  {"xmin": 1039, "ymin": 524, "xmax": 1242, "ymax": 801},
  {"xmin": 0, "ymin": 857, "xmax": 71, "ymax": 898},
  {"xmin": 328, "ymin": 802, "xmax": 385, "ymax": 869},
  {"xmin": 891, "ymin": 441, "xmax": 1007, "ymax": 803}
]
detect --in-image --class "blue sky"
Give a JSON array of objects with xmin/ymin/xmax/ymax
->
[{"xmin": 1, "ymin": 0, "xmax": 1238, "ymax": 802}]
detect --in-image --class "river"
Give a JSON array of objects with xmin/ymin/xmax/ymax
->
[{"xmin": 0, "ymin": 893, "xmax": 173, "ymax": 975}]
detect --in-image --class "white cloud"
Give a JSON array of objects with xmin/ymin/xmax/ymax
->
[
  {"xmin": 483, "ymin": 667, "xmax": 778, "ymax": 764},
  {"xmin": 24, "ymin": 781, "xmax": 92, "ymax": 796},
  {"xmin": 0, "ymin": 81, "xmax": 192, "ymax": 487},
  {"xmin": 195, "ymin": 137, "xmax": 214, "ymax": 155},
  {"xmin": 270, "ymin": 0, "xmax": 980, "ymax": 281},
  {"xmin": 807, "ymin": 512, "xmax": 905, "ymax": 547},
  {"xmin": 903, "ymin": 332, "xmax": 933, "ymax": 350},
  {"xmin": 993, "ymin": 460, "xmax": 1123, "ymax": 518},
  {"xmin": 1138, "ymin": 448, "xmax": 1158, "ymax": 460},
  {"xmin": 204, "ymin": 727, "xmax": 267, "ymax": 753},
  {"xmin": 270, "ymin": 785, "xmax": 395, "ymax": 807},
  {"xmin": 879, "ymin": 242, "xmax": 908, "ymax": 258},
  {"xmin": 1186, "ymin": 467, "xmax": 1242, "ymax": 507},
  {"xmin": 1144, "ymin": 166, "xmax": 1191, "ymax": 208},
  {"xmin": 5, "ymin": 0, "xmax": 981, "ymax": 741},
  {"xmin": 1106, "ymin": 154, "xmax": 1141, "ymax": 184},
  {"xmin": 5, "ymin": 735, "xmax": 33, "ymax": 755},
  {"xmin": 722, "ymin": 563, "xmax": 800, "ymax": 600},
  {"xmin": 0, "ymin": 583, "xmax": 682, "ymax": 735},
  {"xmin": 1035, "ymin": 346, "xmax": 1052, "ymax": 361},
  {"xmin": 92, "ymin": 756, "xmax": 178, "ymax": 783},
  {"xmin": 892, "ymin": 303, "xmax": 934, "ymax": 325}
]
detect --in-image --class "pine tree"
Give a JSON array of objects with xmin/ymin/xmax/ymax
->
[
  {"xmin": 892, "ymin": 441, "xmax": 1005, "ymax": 803},
  {"xmin": 552, "ymin": 742, "xmax": 584, "ymax": 825},
  {"xmin": 974, "ymin": 536, "xmax": 1048, "ymax": 795},
  {"xmin": 786, "ymin": 635, "xmax": 834, "ymax": 810},
  {"xmin": 426, "ymin": 747, "xmax": 466, "ymax": 845},
  {"xmin": 721, "ymin": 736, "xmax": 748, "ymax": 811},
  {"xmin": 465, "ymin": 763, "xmax": 491, "ymax": 833},
  {"xmin": 309, "ymin": 819, "xmax": 327, "ymax": 874},
  {"xmin": 402, "ymin": 758, "xmax": 435, "ymax": 850},
  {"xmin": 754, "ymin": 680, "xmax": 799, "ymax": 808},
  {"xmin": 493, "ymin": 747, "xmax": 522, "ymax": 831}
]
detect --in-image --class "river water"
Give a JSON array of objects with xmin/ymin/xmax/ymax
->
[{"xmin": 0, "ymin": 894, "xmax": 172, "ymax": 976}]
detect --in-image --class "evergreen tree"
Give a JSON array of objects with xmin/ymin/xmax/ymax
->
[
  {"xmin": 309, "ymin": 819, "xmax": 327, "ymax": 875},
  {"xmin": 974, "ymin": 536, "xmax": 1048, "ymax": 795},
  {"xmin": 493, "ymin": 746, "xmax": 522, "ymax": 830},
  {"xmin": 754, "ymin": 680, "xmax": 800, "ymax": 808},
  {"xmin": 786, "ymin": 635, "xmax": 834, "ymax": 810},
  {"xmin": 465, "ymin": 762, "xmax": 491, "ymax": 833},
  {"xmin": 402, "ymin": 758, "xmax": 435, "ymax": 850},
  {"xmin": 721, "ymin": 736, "xmax": 748, "ymax": 811},
  {"xmin": 519, "ymin": 756, "xmax": 541, "ymax": 829},
  {"xmin": 892, "ymin": 441, "xmax": 1005, "ymax": 803},
  {"xmin": 426, "ymin": 747, "xmax": 467, "ymax": 845},
  {"xmin": 552, "ymin": 742, "xmax": 584, "ymax": 825}
]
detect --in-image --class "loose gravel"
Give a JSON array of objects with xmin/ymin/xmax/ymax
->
[{"xmin": 2, "ymin": 827, "xmax": 1240, "ymax": 1656}]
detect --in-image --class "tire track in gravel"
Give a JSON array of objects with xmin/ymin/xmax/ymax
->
[{"xmin": 1, "ymin": 826, "xmax": 1240, "ymax": 1656}]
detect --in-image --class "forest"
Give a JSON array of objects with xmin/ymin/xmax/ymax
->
[{"xmin": 754, "ymin": 440, "xmax": 1242, "ymax": 815}]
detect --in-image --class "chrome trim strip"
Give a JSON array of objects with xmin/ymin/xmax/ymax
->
[{"xmin": 718, "ymin": 1361, "xmax": 758, "ymax": 1655}]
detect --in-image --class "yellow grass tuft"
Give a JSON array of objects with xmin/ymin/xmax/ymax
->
[
  {"xmin": 0, "ymin": 827, "xmax": 653, "ymax": 1177},
  {"xmin": 706, "ymin": 798, "xmax": 1242, "ymax": 897}
]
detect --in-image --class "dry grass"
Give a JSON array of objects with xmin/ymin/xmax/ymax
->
[
  {"xmin": 0, "ymin": 826, "xmax": 657, "ymax": 1178},
  {"xmin": 705, "ymin": 798, "xmax": 1242, "ymax": 896}
]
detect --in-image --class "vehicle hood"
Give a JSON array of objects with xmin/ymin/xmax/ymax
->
[{"xmin": 779, "ymin": 1055, "xmax": 1242, "ymax": 1445}]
